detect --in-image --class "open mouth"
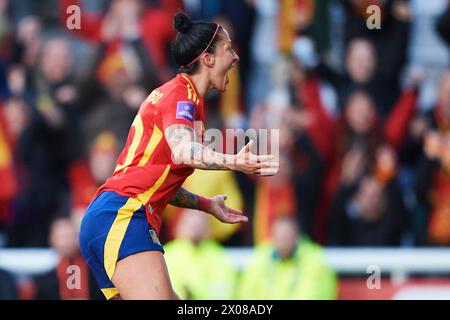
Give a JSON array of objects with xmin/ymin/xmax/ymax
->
[{"xmin": 225, "ymin": 64, "xmax": 234, "ymax": 86}]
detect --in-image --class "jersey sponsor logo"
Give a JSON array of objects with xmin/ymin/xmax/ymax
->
[{"xmin": 176, "ymin": 101, "xmax": 195, "ymax": 123}]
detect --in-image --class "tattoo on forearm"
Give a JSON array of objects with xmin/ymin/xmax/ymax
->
[
  {"xmin": 189, "ymin": 143, "xmax": 223, "ymax": 170},
  {"xmin": 169, "ymin": 187, "xmax": 199, "ymax": 209},
  {"xmin": 166, "ymin": 125, "xmax": 193, "ymax": 145},
  {"xmin": 165, "ymin": 124, "xmax": 232, "ymax": 170}
]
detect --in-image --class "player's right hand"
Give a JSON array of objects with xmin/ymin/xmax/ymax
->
[{"xmin": 234, "ymin": 140, "xmax": 279, "ymax": 176}]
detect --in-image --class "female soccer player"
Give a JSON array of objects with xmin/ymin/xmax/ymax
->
[{"xmin": 79, "ymin": 12, "xmax": 279, "ymax": 300}]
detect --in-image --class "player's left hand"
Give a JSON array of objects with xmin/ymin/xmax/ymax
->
[{"xmin": 208, "ymin": 195, "xmax": 248, "ymax": 224}]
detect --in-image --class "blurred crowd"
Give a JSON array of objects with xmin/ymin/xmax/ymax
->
[{"xmin": 0, "ymin": 0, "xmax": 450, "ymax": 299}]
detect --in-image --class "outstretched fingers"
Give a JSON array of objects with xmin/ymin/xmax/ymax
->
[
  {"xmin": 252, "ymin": 160, "xmax": 279, "ymax": 176},
  {"xmin": 225, "ymin": 206, "xmax": 244, "ymax": 215},
  {"xmin": 254, "ymin": 154, "xmax": 274, "ymax": 162},
  {"xmin": 225, "ymin": 214, "xmax": 248, "ymax": 224},
  {"xmin": 256, "ymin": 167, "xmax": 279, "ymax": 176}
]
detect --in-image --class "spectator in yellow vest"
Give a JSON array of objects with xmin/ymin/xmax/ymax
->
[
  {"xmin": 164, "ymin": 209, "xmax": 237, "ymax": 300},
  {"xmin": 237, "ymin": 215, "xmax": 337, "ymax": 299}
]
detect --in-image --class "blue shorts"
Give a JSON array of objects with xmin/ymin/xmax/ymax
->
[{"xmin": 79, "ymin": 191, "xmax": 163, "ymax": 300}]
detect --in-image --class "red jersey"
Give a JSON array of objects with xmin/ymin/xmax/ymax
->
[{"xmin": 97, "ymin": 74, "xmax": 205, "ymax": 233}]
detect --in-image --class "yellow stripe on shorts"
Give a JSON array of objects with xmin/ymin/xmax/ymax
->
[
  {"xmin": 103, "ymin": 197, "xmax": 143, "ymax": 280},
  {"xmin": 103, "ymin": 164, "xmax": 171, "ymax": 281},
  {"xmin": 101, "ymin": 288, "xmax": 120, "ymax": 300}
]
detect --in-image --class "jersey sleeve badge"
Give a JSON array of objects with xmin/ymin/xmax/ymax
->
[{"xmin": 176, "ymin": 101, "xmax": 195, "ymax": 123}]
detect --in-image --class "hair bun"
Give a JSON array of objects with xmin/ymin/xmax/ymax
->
[{"xmin": 174, "ymin": 12, "xmax": 193, "ymax": 34}]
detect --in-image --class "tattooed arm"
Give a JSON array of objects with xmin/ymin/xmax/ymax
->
[
  {"xmin": 164, "ymin": 124, "xmax": 279, "ymax": 175},
  {"xmin": 169, "ymin": 187, "xmax": 202, "ymax": 209},
  {"xmin": 169, "ymin": 187, "xmax": 248, "ymax": 224},
  {"xmin": 164, "ymin": 124, "xmax": 234, "ymax": 170}
]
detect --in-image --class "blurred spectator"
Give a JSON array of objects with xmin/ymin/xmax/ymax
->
[
  {"xmin": 5, "ymin": 37, "xmax": 90, "ymax": 247},
  {"xmin": 241, "ymin": 56, "xmax": 293, "ymax": 243},
  {"xmin": 250, "ymin": 55, "xmax": 292, "ymax": 131},
  {"xmin": 408, "ymin": 0, "xmax": 449, "ymax": 112},
  {"xmin": 413, "ymin": 71, "xmax": 450, "ymax": 245},
  {"xmin": 278, "ymin": 0, "xmax": 315, "ymax": 54},
  {"xmin": 341, "ymin": 88, "xmax": 418, "ymax": 151},
  {"xmin": 303, "ymin": 0, "xmax": 335, "ymax": 56},
  {"xmin": 250, "ymin": 152, "xmax": 298, "ymax": 244},
  {"xmin": 33, "ymin": 215, "xmax": 103, "ymax": 300},
  {"xmin": 247, "ymin": 56, "xmax": 325, "ymax": 243},
  {"xmin": 88, "ymin": 131, "xmax": 120, "ymax": 187},
  {"xmin": 237, "ymin": 215, "xmax": 337, "ymax": 299},
  {"xmin": 76, "ymin": 25, "xmax": 158, "ymax": 150},
  {"xmin": 11, "ymin": 15, "xmax": 42, "ymax": 68},
  {"xmin": 59, "ymin": 0, "xmax": 181, "ymax": 83},
  {"xmin": 248, "ymin": 130, "xmax": 324, "ymax": 244},
  {"xmin": 311, "ymin": 1, "xmax": 412, "ymax": 117},
  {"xmin": 164, "ymin": 209, "xmax": 237, "ymax": 300},
  {"xmin": 246, "ymin": 0, "xmax": 279, "ymax": 112},
  {"xmin": 288, "ymin": 49, "xmax": 339, "ymax": 242},
  {"xmin": 0, "ymin": 100, "xmax": 17, "ymax": 227},
  {"xmin": 318, "ymin": 36, "xmax": 405, "ymax": 117},
  {"xmin": 0, "ymin": 268, "xmax": 17, "ymax": 299},
  {"xmin": 318, "ymin": 83, "xmax": 418, "ymax": 243},
  {"xmin": 328, "ymin": 174, "xmax": 408, "ymax": 246},
  {"xmin": 317, "ymin": 37, "xmax": 375, "ymax": 109}
]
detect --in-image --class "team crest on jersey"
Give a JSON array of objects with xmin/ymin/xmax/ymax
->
[
  {"xmin": 176, "ymin": 101, "xmax": 195, "ymax": 123},
  {"xmin": 149, "ymin": 229, "xmax": 161, "ymax": 245}
]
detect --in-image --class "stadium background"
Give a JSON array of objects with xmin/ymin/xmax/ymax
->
[{"xmin": 1, "ymin": 0, "xmax": 450, "ymax": 300}]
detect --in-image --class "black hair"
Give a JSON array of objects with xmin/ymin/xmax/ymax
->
[{"xmin": 171, "ymin": 12, "xmax": 222, "ymax": 74}]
